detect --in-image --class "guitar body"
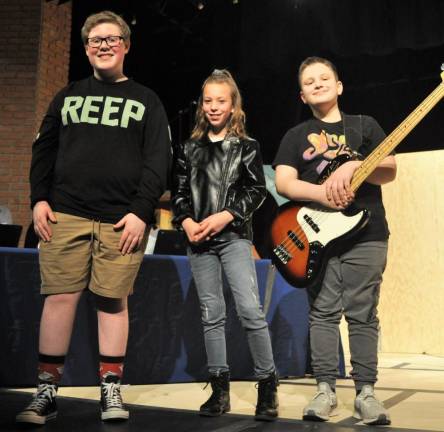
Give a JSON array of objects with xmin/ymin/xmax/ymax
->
[{"xmin": 270, "ymin": 201, "xmax": 370, "ymax": 287}]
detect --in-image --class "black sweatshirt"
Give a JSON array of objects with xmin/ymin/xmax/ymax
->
[{"xmin": 30, "ymin": 76, "xmax": 171, "ymax": 225}]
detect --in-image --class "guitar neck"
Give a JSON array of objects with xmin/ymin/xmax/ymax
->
[{"xmin": 351, "ymin": 77, "xmax": 444, "ymax": 192}]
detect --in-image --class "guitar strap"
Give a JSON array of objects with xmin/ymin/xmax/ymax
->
[{"xmin": 342, "ymin": 113, "xmax": 363, "ymax": 159}]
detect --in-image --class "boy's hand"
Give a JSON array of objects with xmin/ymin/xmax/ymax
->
[
  {"xmin": 182, "ymin": 218, "xmax": 208, "ymax": 244},
  {"xmin": 195, "ymin": 211, "xmax": 234, "ymax": 242},
  {"xmin": 323, "ymin": 161, "xmax": 359, "ymax": 208},
  {"xmin": 33, "ymin": 201, "xmax": 57, "ymax": 242},
  {"xmin": 114, "ymin": 213, "xmax": 147, "ymax": 255}
]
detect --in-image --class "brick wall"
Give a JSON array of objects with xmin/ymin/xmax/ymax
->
[
  {"xmin": 0, "ymin": 0, "xmax": 71, "ymax": 245},
  {"xmin": 35, "ymin": 0, "xmax": 71, "ymax": 132}
]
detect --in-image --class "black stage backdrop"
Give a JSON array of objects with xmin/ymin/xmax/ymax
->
[{"xmin": 68, "ymin": 0, "xmax": 444, "ymax": 162}]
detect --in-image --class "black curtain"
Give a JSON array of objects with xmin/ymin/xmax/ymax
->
[
  {"xmin": 70, "ymin": 0, "xmax": 444, "ymax": 161},
  {"xmin": 235, "ymin": 0, "xmax": 444, "ymax": 161}
]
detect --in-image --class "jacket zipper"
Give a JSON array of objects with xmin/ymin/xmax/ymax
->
[{"xmin": 216, "ymin": 140, "xmax": 237, "ymax": 212}]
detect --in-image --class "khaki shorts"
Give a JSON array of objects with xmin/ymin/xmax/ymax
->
[{"xmin": 39, "ymin": 212, "xmax": 148, "ymax": 298}]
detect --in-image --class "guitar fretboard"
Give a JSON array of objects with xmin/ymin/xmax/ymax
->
[{"xmin": 351, "ymin": 73, "xmax": 444, "ymax": 192}]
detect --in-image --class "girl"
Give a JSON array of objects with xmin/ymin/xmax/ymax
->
[{"xmin": 171, "ymin": 69, "xmax": 278, "ymax": 421}]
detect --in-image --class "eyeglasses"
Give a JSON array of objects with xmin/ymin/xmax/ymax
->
[{"xmin": 87, "ymin": 36, "xmax": 123, "ymax": 48}]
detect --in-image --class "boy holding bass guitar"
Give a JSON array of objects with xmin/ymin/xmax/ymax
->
[{"xmin": 273, "ymin": 56, "xmax": 396, "ymax": 425}]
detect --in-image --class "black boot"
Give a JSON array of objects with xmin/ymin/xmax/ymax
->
[
  {"xmin": 255, "ymin": 371, "xmax": 279, "ymax": 421},
  {"xmin": 199, "ymin": 371, "xmax": 230, "ymax": 417}
]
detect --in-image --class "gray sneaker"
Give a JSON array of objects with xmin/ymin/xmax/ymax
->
[
  {"xmin": 354, "ymin": 385, "xmax": 391, "ymax": 425},
  {"xmin": 303, "ymin": 382, "xmax": 337, "ymax": 421}
]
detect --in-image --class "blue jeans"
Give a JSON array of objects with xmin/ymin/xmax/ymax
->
[
  {"xmin": 309, "ymin": 241, "xmax": 388, "ymax": 390},
  {"xmin": 188, "ymin": 238, "xmax": 275, "ymax": 379}
]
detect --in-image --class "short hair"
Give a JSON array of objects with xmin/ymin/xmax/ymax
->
[
  {"xmin": 298, "ymin": 56, "xmax": 339, "ymax": 87},
  {"xmin": 81, "ymin": 10, "xmax": 131, "ymax": 45}
]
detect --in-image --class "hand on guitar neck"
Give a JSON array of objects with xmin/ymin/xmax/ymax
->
[{"xmin": 323, "ymin": 160, "xmax": 359, "ymax": 208}]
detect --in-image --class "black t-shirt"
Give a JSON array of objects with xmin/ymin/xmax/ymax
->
[
  {"xmin": 273, "ymin": 115, "xmax": 390, "ymax": 243},
  {"xmin": 30, "ymin": 76, "xmax": 171, "ymax": 224}
]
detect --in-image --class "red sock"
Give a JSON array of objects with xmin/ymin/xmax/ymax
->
[
  {"xmin": 99, "ymin": 355, "xmax": 124, "ymax": 382},
  {"xmin": 38, "ymin": 354, "xmax": 65, "ymax": 384}
]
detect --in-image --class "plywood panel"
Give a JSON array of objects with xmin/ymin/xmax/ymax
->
[{"xmin": 380, "ymin": 150, "xmax": 444, "ymax": 354}]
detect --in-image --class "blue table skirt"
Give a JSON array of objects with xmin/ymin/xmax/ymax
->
[{"xmin": 0, "ymin": 247, "xmax": 325, "ymax": 387}]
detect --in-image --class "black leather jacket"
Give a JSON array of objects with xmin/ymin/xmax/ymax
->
[{"xmin": 171, "ymin": 135, "xmax": 266, "ymax": 242}]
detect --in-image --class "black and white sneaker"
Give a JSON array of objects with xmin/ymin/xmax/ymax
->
[
  {"xmin": 100, "ymin": 374, "xmax": 129, "ymax": 421},
  {"xmin": 16, "ymin": 383, "xmax": 58, "ymax": 424}
]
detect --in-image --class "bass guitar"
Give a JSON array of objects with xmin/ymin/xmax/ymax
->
[{"xmin": 270, "ymin": 70, "xmax": 444, "ymax": 287}]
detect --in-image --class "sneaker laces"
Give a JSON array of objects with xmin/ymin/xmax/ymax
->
[
  {"xmin": 313, "ymin": 390, "xmax": 328, "ymax": 400},
  {"xmin": 102, "ymin": 382, "xmax": 123, "ymax": 408},
  {"xmin": 312, "ymin": 388, "xmax": 335, "ymax": 405},
  {"xmin": 26, "ymin": 384, "xmax": 56, "ymax": 411},
  {"xmin": 360, "ymin": 392, "xmax": 383, "ymax": 407}
]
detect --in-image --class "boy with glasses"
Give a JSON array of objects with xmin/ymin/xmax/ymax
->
[{"xmin": 16, "ymin": 10, "xmax": 171, "ymax": 424}]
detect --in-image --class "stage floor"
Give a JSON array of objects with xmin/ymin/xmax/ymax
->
[{"xmin": 2, "ymin": 353, "xmax": 443, "ymax": 431}]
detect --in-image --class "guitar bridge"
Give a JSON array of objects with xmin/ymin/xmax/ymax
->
[{"xmin": 273, "ymin": 245, "xmax": 292, "ymax": 264}]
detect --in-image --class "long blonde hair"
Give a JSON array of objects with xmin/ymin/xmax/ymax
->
[{"xmin": 190, "ymin": 69, "xmax": 247, "ymax": 141}]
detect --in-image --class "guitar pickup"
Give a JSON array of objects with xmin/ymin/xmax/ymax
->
[
  {"xmin": 273, "ymin": 245, "xmax": 292, "ymax": 264},
  {"xmin": 303, "ymin": 214, "xmax": 320, "ymax": 233},
  {"xmin": 288, "ymin": 230, "xmax": 304, "ymax": 250}
]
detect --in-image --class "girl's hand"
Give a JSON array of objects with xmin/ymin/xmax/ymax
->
[
  {"xmin": 195, "ymin": 211, "xmax": 234, "ymax": 242},
  {"xmin": 182, "ymin": 218, "xmax": 208, "ymax": 244},
  {"xmin": 323, "ymin": 161, "xmax": 359, "ymax": 208}
]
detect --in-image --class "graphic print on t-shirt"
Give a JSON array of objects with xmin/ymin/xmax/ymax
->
[
  {"xmin": 61, "ymin": 96, "xmax": 145, "ymax": 128},
  {"xmin": 303, "ymin": 130, "xmax": 353, "ymax": 174}
]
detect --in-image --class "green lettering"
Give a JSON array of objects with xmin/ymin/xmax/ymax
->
[
  {"xmin": 101, "ymin": 97, "xmax": 123, "ymax": 127},
  {"xmin": 120, "ymin": 100, "xmax": 145, "ymax": 128},
  {"xmin": 80, "ymin": 96, "xmax": 103, "ymax": 124},
  {"xmin": 61, "ymin": 96, "xmax": 84, "ymax": 126}
]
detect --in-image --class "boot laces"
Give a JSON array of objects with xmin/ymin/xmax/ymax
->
[
  {"xmin": 256, "ymin": 376, "xmax": 275, "ymax": 402},
  {"xmin": 202, "ymin": 376, "xmax": 226, "ymax": 405}
]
